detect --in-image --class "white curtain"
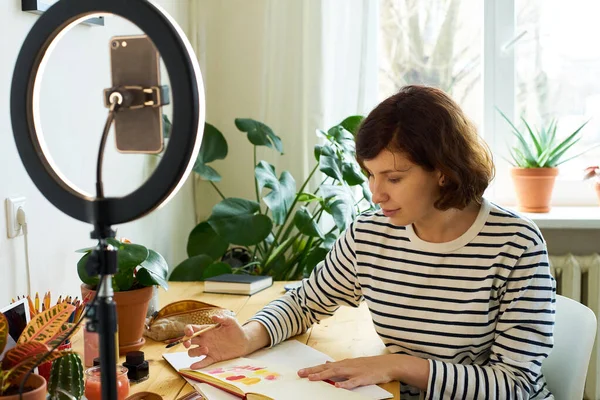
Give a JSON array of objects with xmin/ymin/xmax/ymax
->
[{"xmin": 186, "ymin": 0, "xmax": 378, "ymax": 220}]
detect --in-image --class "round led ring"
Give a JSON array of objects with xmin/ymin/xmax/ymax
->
[{"xmin": 11, "ymin": 0, "xmax": 205, "ymax": 225}]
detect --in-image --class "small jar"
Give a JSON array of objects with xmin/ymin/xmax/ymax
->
[
  {"xmin": 84, "ymin": 365, "xmax": 130, "ymax": 400},
  {"xmin": 122, "ymin": 351, "xmax": 149, "ymax": 383}
]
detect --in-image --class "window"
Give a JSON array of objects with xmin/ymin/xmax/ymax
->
[
  {"xmin": 514, "ymin": 0, "xmax": 600, "ymax": 205},
  {"xmin": 379, "ymin": 0, "xmax": 483, "ymax": 130},
  {"xmin": 379, "ymin": 0, "xmax": 600, "ymax": 206}
]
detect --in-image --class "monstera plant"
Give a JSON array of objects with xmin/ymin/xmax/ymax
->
[
  {"xmin": 169, "ymin": 116, "xmax": 375, "ymax": 282},
  {"xmin": 0, "ymin": 303, "xmax": 83, "ymax": 399}
]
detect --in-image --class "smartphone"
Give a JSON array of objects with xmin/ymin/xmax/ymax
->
[{"xmin": 109, "ymin": 35, "xmax": 163, "ymax": 153}]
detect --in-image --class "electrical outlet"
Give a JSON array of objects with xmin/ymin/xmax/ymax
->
[{"xmin": 5, "ymin": 197, "xmax": 26, "ymax": 238}]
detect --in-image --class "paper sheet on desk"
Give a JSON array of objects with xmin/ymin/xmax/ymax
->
[{"xmin": 163, "ymin": 340, "xmax": 393, "ymax": 400}]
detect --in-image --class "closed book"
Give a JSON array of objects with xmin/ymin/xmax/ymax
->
[{"xmin": 203, "ymin": 274, "xmax": 273, "ymax": 295}]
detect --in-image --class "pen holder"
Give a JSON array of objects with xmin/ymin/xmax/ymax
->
[{"xmin": 38, "ymin": 340, "xmax": 72, "ymax": 381}]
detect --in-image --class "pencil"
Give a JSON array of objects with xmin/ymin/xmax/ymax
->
[
  {"xmin": 27, "ymin": 295, "xmax": 36, "ymax": 317},
  {"xmin": 165, "ymin": 324, "xmax": 221, "ymax": 349},
  {"xmin": 35, "ymin": 292, "xmax": 39, "ymax": 313}
]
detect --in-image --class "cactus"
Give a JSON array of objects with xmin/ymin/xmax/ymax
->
[{"xmin": 48, "ymin": 353, "xmax": 84, "ymax": 400}]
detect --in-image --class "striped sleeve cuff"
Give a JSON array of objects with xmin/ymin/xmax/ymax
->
[
  {"xmin": 426, "ymin": 359, "xmax": 462, "ymax": 399},
  {"xmin": 427, "ymin": 359, "xmax": 444, "ymax": 399},
  {"xmin": 245, "ymin": 313, "xmax": 281, "ymax": 348}
]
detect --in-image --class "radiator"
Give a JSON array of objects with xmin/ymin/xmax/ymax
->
[{"xmin": 549, "ymin": 254, "xmax": 600, "ymax": 400}]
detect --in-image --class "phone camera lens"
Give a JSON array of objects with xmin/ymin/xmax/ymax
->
[{"xmin": 112, "ymin": 41, "xmax": 119, "ymax": 49}]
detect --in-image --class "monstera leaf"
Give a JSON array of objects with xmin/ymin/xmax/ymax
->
[
  {"xmin": 340, "ymin": 115, "xmax": 364, "ymax": 135},
  {"xmin": 187, "ymin": 222, "xmax": 229, "ymax": 260},
  {"xmin": 293, "ymin": 207, "xmax": 324, "ymax": 239},
  {"xmin": 342, "ymin": 162, "xmax": 365, "ymax": 186},
  {"xmin": 255, "ymin": 161, "xmax": 296, "ymax": 225},
  {"xmin": 193, "ymin": 123, "xmax": 228, "ymax": 182},
  {"xmin": 169, "ymin": 255, "xmax": 232, "ymax": 281},
  {"xmin": 328, "ymin": 125, "xmax": 355, "ymax": 153},
  {"xmin": 314, "ymin": 143, "xmax": 336, "ymax": 161},
  {"xmin": 208, "ymin": 198, "xmax": 272, "ymax": 246},
  {"xmin": 319, "ymin": 155, "xmax": 344, "ymax": 182},
  {"xmin": 18, "ymin": 303, "xmax": 76, "ymax": 347},
  {"xmin": 235, "ymin": 118, "xmax": 283, "ymax": 154},
  {"xmin": 327, "ymin": 199, "xmax": 353, "ymax": 232}
]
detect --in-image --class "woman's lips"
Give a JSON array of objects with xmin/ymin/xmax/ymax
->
[{"xmin": 382, "ymin": 208, "xmax": 399, "ymax": 217}]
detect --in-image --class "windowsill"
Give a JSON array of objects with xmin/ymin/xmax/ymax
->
[{"xmin": 519, "ymin": 207, "xmax": 600, "ymax": 229}]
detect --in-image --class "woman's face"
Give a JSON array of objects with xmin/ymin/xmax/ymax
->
[{"xmin": 363, "ymin": 150, "xmax": 442, "ymax": 226}]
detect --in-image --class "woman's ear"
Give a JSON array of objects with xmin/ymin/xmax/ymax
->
[{"xmin": 437, "ymin": 171, "xmax": 446, "ymax": 187}]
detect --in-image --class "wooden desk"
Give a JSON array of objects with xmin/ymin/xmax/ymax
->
[{"xmin": 72, "ymin": 282, "xmax": 400, "ymax": 399}]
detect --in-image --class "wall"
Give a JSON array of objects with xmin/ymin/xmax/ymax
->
[
  {"xmin": 187, "ymin": 0, "xmax": 378, "ymax": 222},
  {"xmin": 0, "ymin": 0, "xmax": 193, "ymax": 305}
]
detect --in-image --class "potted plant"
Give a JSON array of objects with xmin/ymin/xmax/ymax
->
[
  {"xmin": 169, "ymin": 116, "xmax": 375, "ymax": 282},
  {"xmin": 0, "ymin": 303, "xmax": 83, "ymax": 400},
  {"xmin": 76, "ymin": 238, "xmax": 169, "ymax": 355},
  {"xmin": 584, "ymin": 165, "xmax": 600, "ymax": 205},
  {"xmin": 497, "ymin": 108, "xmax": 595, "ymax": 212}
]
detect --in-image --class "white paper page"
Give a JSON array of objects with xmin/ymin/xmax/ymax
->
[
  {"xmin": 163, "ymin": 341, "xmax": 393, "ymax": 400},
  {"xmin": 248, "ymin": 341, "xmax": 393, "ymax": 400},
  {"xmin": 183, "ymin": 357, "xmax": 369, "ymax": 400},
  {"xmin": 163, "ymin": 351, "xmax": 206, "ymax": 370}
]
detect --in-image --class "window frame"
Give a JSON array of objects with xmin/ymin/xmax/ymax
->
[{"xmin": 484, "ymin": 0, "xmax": 599, "ymax": 206}]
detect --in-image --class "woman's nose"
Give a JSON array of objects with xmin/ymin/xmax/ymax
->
[{"xmin": 370, "ymin": 181, "xmax": 388, "ymax": 204}]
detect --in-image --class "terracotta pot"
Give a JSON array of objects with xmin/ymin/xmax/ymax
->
[
  {"xmin": 81, "ymin": 285, "xmax": 153, "ymax": 355},
  {"xmin": 511, "ymin": 167, "xmax": 558, "ymax": 213},
  {"xmin": 0, "ymin": 374, "xmax": 46, "ymax": 400}
]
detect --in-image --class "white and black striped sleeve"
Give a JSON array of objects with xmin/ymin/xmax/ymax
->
[
  {"xmin": 426, "ymin": 243, "xmax": 556, "ymax": 399},
  {"xmin": 247, "ymin": 223, "xmax": 363, "ymax": 347}
]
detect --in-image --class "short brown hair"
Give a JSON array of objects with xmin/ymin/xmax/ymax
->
[{"xmin": 356, "ymin": 85, "xmax": 494, "ymax": 210}]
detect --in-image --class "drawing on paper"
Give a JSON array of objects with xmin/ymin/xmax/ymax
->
[{"xmin": 205, "ymin": 364, "xmax": 282, "ymax": 386}]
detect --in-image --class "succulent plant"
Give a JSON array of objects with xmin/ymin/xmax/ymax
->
[{"xmin": 48, "ymin": 353, "xmax": 84, "ymax": 400}]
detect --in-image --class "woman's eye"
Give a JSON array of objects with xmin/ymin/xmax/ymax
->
[{"xmin": 388, "ymin": 178, "xmax": 401, "ymax": 184}]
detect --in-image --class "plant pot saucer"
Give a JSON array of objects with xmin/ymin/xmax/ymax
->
[{"xmin": 120, "ymin": 337, "xmax": 145, "ymax": 355}]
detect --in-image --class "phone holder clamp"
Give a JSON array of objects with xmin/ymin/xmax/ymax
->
[{"xmin": 103, "ymin": 85, "xmax": 170, "ymax": 110}]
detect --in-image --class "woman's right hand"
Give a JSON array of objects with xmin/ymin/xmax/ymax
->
[{"xmin": 183, "ymin": 315, "xmax": 268, "ymax": 369}]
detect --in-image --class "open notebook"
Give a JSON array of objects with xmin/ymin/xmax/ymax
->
[
  {"xmin": 178, "ymin": 357, "xmax": 371, "ymax": 400},
  {"xmin": 163, "ymin": 340, "xmax": 393, "ymax": 400}
]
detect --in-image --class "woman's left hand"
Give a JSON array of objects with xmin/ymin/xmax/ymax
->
[{"xmin": 297, "ymin": 355, "xmax": 401, "ymax": 390}]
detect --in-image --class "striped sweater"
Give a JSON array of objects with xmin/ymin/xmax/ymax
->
[{"xmin": 249, "ymin": 199, "xmax": 556, "ymax": 399}]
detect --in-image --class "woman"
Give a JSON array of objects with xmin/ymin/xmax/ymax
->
[{"xmin": 183, "ymin": 85, "xmax": 555, "ymax": 399}]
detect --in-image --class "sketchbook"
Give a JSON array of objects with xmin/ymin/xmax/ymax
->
[{"xmin": 163, "ymin": 340, "xmax": 393, "ymax": 400}]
